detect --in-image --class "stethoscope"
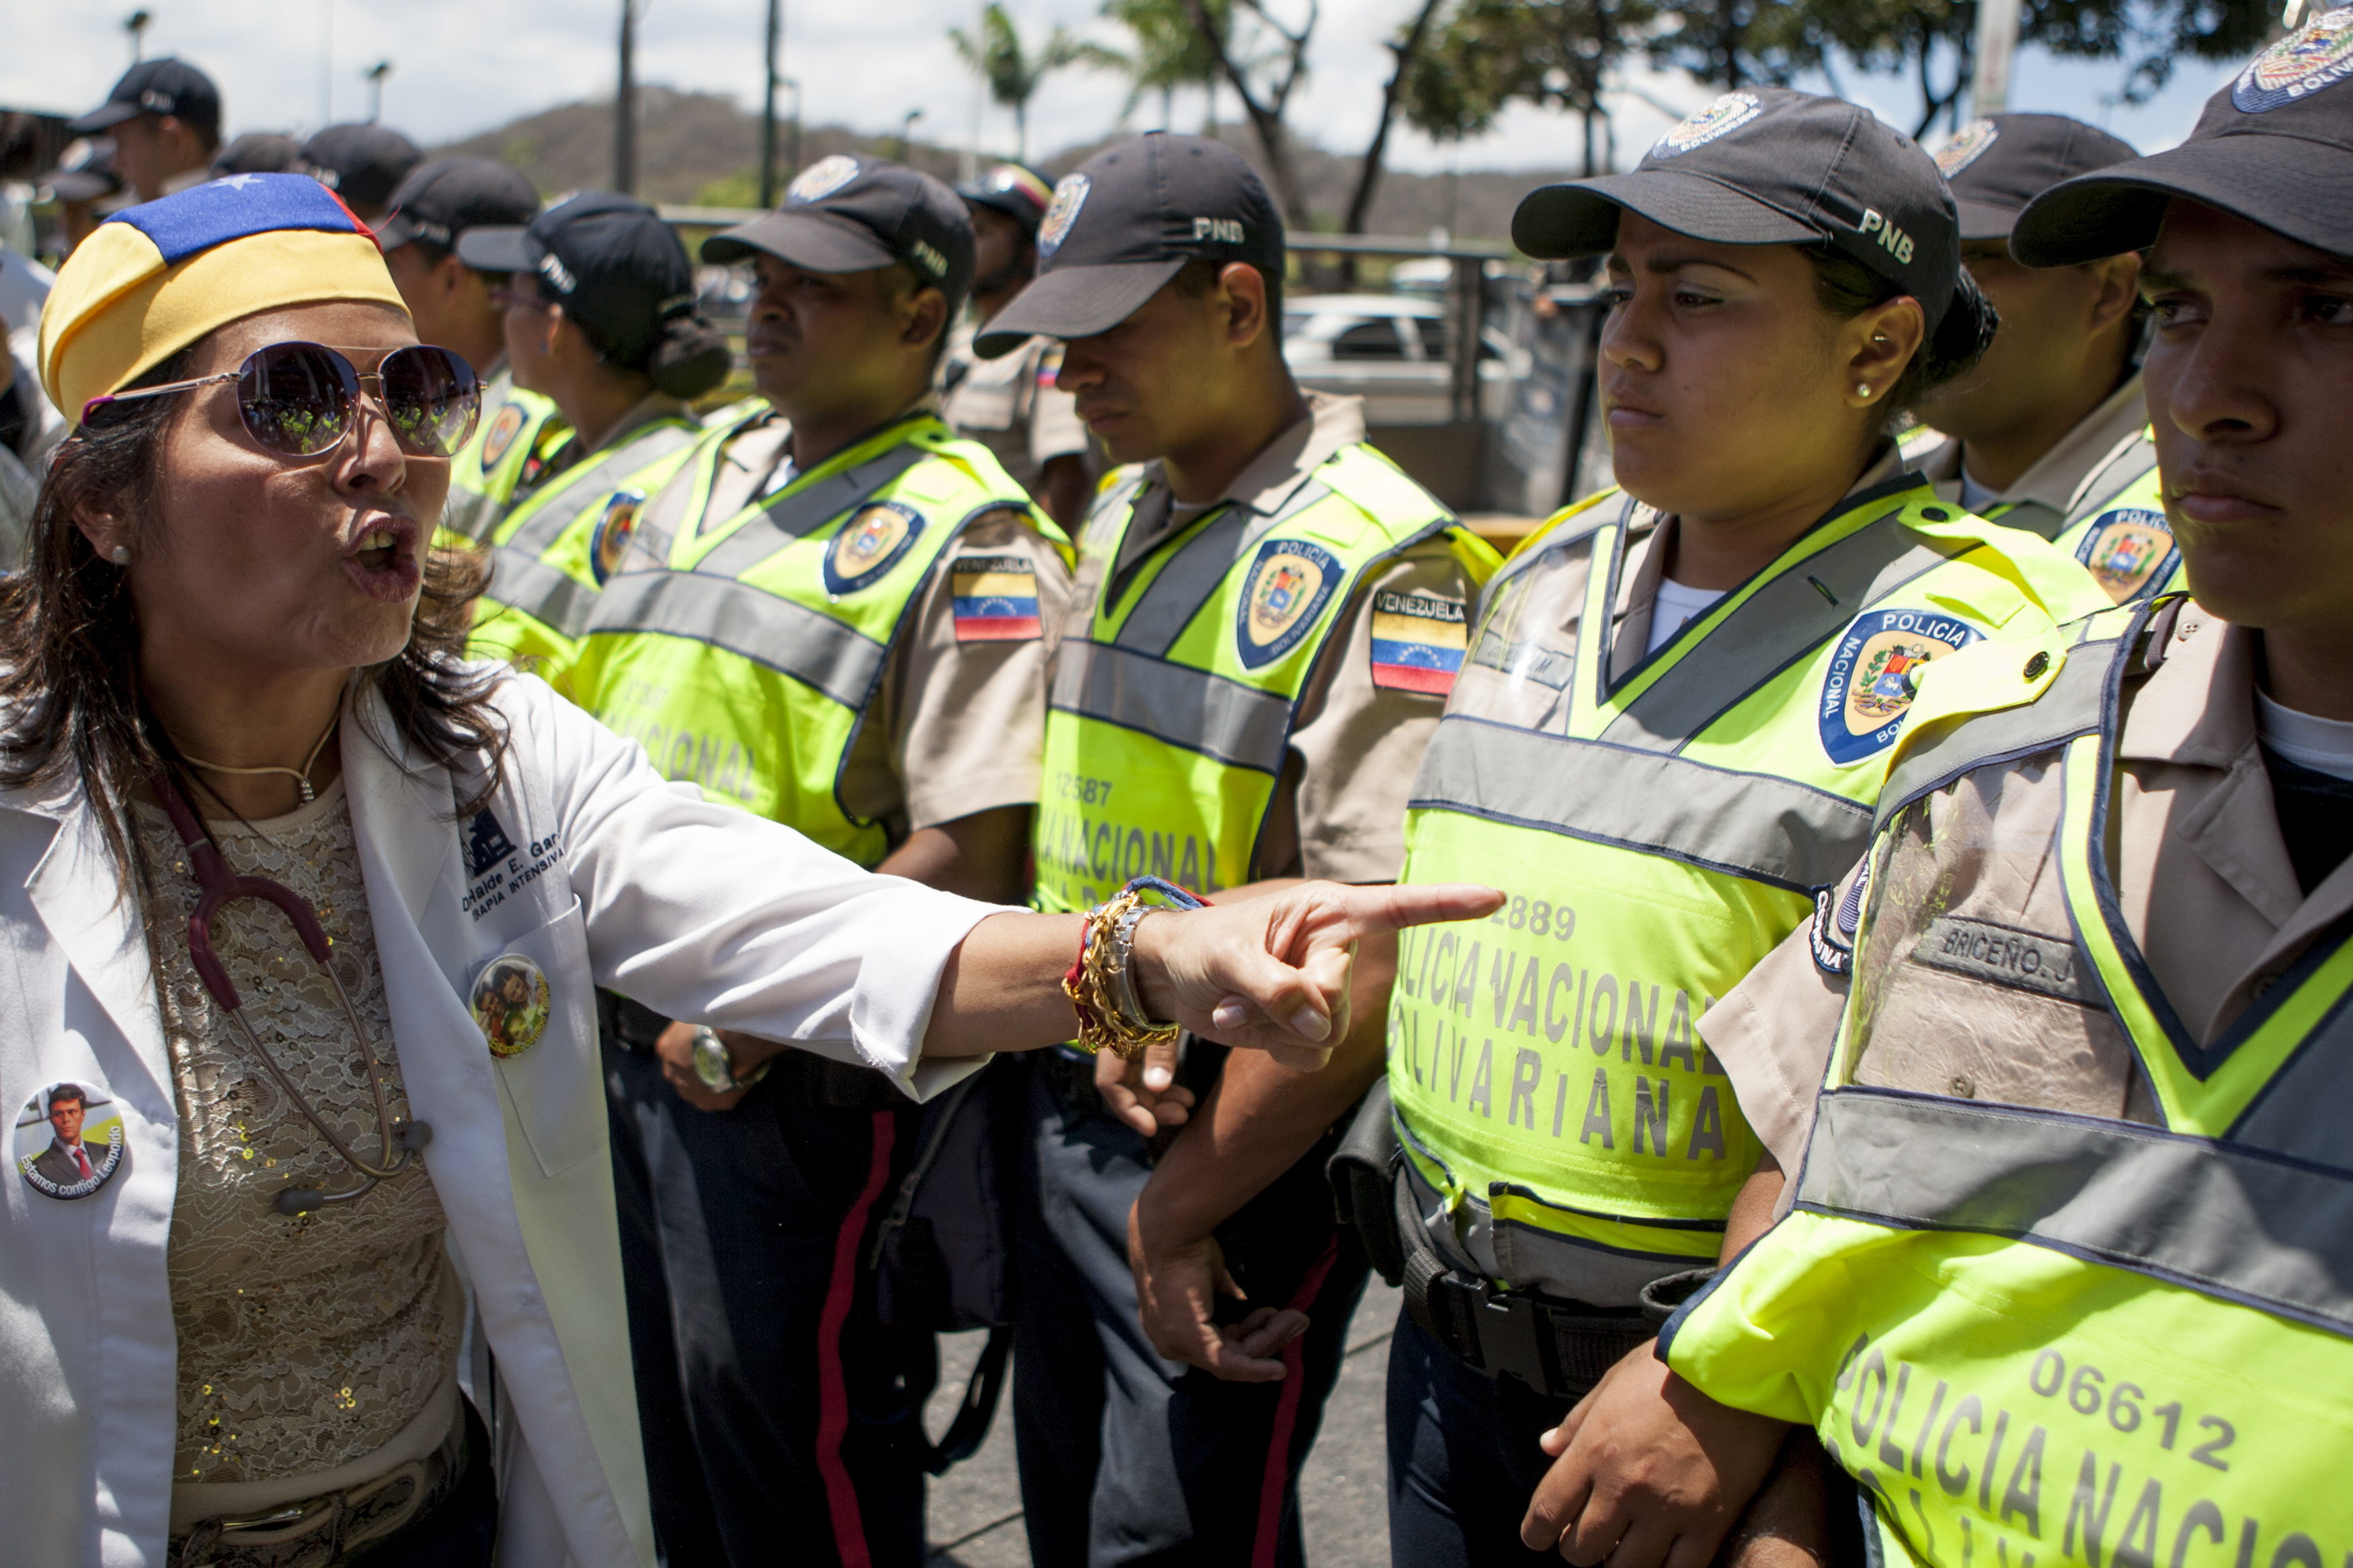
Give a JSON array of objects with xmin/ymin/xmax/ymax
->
[{"xmin": 153, "ymin": 772, "xmax": 432, "ymax": 1216}]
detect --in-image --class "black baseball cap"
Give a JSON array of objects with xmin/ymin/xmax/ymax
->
[
  {"xmin": 69, "ymin": 58, "xmax": 221, "ymax": 138},
  {"xmin": 957, "ymin": 161, "xmax": 1055, "ymax": 235},
  {"xmin": 297, "ymin": 124, "xmax": 426, "ymax": 214},
  {"xmin": 703, "ymin": 154, "xmax": 974, "ymax": 305},
  {"xmin": 458, "ymin": 190, "xmax": 695, "ymax": 368},
  {"xmin": 212, "ymin": 132, "xmax": 303, "ymax": 179},
  {"xmin": 378, "ymin": 157, "xmax": 541, "ymax": 255},
  {"xmin": 973, "ymin": 132, "xmax": 1285, "ymax": 357},
  {"xmin": 2014, "ymin": 7, "xmax": 2353, "ymax": 265},
  {"xmin": 1515, "ymin": 87, "xmax": 1964, "ymax": 331},
  {"xmin": 1931, "ymin": 114, "xmax": 2137, "ymax": 241},
  {"xmin": 44, "ymin": 136, "xmax": 118, "ymax": 204}
]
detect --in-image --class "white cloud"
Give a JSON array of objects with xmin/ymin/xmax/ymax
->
[{"xmin": 3, "ymin": 0, "xmax": 2234, "ymax": 182}]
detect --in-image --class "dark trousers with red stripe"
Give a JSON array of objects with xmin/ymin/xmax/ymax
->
[
  {"xmin": 604, "ymin": 1036, "xmax": 934, "ymax": 1568},
  {"xmin": 1012, "ymin": 1055, "xmax": 1369, "ymax": 1568}
]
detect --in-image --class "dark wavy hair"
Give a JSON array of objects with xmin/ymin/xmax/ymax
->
[
  {"xmin": 0, "ymin": 347, "xmax": 512, "ymax": 936},
  {"xmin": 1803, "ymin": 247, "xmax": 2001, "ymax": 434}
]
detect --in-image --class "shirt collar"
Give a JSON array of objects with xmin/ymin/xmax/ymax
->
[
  {"xmin": 2118, "ymin": 604, "xmax": 2259, "ymax": 770},
  {"xmin": 1907, "ymin": 369, "xmax": 2148, "ymax": 516},
  {"xmin": 1138, "ymin": 390, "xmax": 1367, "ymax": 522}
]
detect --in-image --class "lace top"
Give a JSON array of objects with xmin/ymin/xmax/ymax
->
[{"xmin": 138, "ymin": 778, "xmax": 458, "ymax": 1489}]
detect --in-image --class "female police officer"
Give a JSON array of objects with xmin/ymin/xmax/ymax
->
[
  {"xmin": 1124, "ymin": 87, "xmax": 2112, "ymax": 1567},
  {"xmin": 458, "ymin": 192, "xmax": 730, "ymax": 685},
  {"xmin": 0, "ymin": 174, "xmax": 1490, "ymax": 1568},
  {"xmin": 1589, "ymin": 17, "xmax": 2353, "ymax": 1568}
]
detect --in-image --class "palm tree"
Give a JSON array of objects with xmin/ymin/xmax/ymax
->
[
  {"xmin": 949, "ymin": 3, "xmax": 1121, "ymax": 161},
  {"xmin": 1096, "ymin": 0, "xmax": 1231, "ymax": 129}
]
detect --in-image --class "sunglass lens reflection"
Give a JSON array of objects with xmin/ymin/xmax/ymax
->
[
  {"xmin": 237, "ymin": 344, "xmax": 357, "ymax": 456},
  {"xmin": 381, "ymin": 346, "xmax": 479, "ymax": 458}
]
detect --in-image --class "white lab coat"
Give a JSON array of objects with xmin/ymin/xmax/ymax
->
[{"xmin": 0, "ymin": 669, "xmax": 1001, "ymax": 1567}]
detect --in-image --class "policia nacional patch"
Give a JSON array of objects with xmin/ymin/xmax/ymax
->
[
  {"xmin": 479, "ymin": 401, "xmax": 527, "ymax": 472},
  {"xmin": 590, "ymin": 489, "xmax": 645, "ymax": 585},
  {"xmin": 824, "ymin": 502, "xmax": 926, "ymax": 595},
  {"xmin": 1236, "ymin": 538, "xmax": 1342, "ymax": 669},
  {"xmin": 2074, "ymin": 507, "xmax": 2178, "ymax": 602},
  {"xmin": 1818, "ymin": 608, "xmax": 1979, "ymax": 764}
]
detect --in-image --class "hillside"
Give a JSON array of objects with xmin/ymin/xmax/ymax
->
[{"xmin": 432, "ymin": 87, "xmax": 1577, "ymax": 243}]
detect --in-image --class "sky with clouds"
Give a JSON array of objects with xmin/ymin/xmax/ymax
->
[{"xmin": 3, "ymin": 0, "xmax": 2253, "ymax": 178}]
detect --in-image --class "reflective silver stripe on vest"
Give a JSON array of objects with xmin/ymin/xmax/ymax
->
[
  {"xmin": 487, "ymin": 554, "xmax": 600, "ymax": 638},
  {"xmin": 485, "ymin": 423, "xmax": 696, "ymax": 628},
  {"xmin": 689, "ymin": 442, "xmax": 932, "ymax": 579},
  {"xmin": 587, "ymin": 570, "xmax": 884, "ymax": 709},
  {"xmin": 1411, "ymin": 716, "xmax": 1870, "ymax": 893},
  {"xmin": 1798, "ymin": 1087, "xmax": 2353, "ymax": 1339},
  {"xmin": 1605, "ymin": 495, "xmax": 1946, "ymax": 751},
  {"xmin": 440, "ymin": 485, "xmax": 500, "ymax": 544},
  {"xmin": 2071, "ymin": 436, "xmax": 2159, "ymax": 526},
  {"xmin": 1106, "ymin": 479, "xmax": 1335, "ymax": 656},
  {"xmin": 1872, "ymin": 635, "xmax": 2118, "ymax": 833},
  {"xmin": 1049, "ymin": 642, "xmax": 1292, "ymax": 774},
  {"xmin": 1988, "ymin": 498, "xmax": 2064, "ymax": 541}
]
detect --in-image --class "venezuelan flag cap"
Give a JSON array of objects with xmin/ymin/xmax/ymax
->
[{"xmin": 38, "ymin": 172, "xmax": 409, "ymax": 429}]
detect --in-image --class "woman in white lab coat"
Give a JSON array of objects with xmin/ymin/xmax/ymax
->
[{"xmin": 3, "ymin": 177, "xmax": 1492, "ymax": 1568}]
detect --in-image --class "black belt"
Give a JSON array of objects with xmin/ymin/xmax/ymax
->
[{"xmin": 595, "ymin": 989, "xmax": 906, "ymax": 1112}]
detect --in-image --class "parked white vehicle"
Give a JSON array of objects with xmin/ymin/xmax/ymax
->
[{"xmin": 1281, "ymin": 293, "xmax": 1508, "ymax": 425}]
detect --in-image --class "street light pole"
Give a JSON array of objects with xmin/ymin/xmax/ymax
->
[
  {"xmin": 783, "ymin": 78, "xmax": 803, "ymax": 185},
  {"xmin": 898, "ymin": 107, "xmax": 923, "ymax": 163},
  {"xmin": 616, "ymin": 0, "xmax": 640, "ymax": 196},
  {"xmin": 124, "ymin": 9, "xmax": 151, "ymax": 63},
  {"xmin": 365, "ymin": 60, "xmax": 393, "ymax": 124},
  {"xmin": 759, "ymin": 0, "xmax": 784, "ymax": 207}
]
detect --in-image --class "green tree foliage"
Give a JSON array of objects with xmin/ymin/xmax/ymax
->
[
  {"xmin": 1098, "ymin": 0, "xmax": 1234, "ymax": 127},
  {"xmin": 950, "ymin": 3, "xmax": 1123, "ymax": 159}
]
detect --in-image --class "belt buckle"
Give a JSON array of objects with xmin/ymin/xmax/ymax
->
[{"xmin": 1426, "ymin": 1273, "xmax": 1545, "ymax": 1389}]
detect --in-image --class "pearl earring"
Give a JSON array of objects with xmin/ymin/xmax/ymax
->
[
  {"xmin": 1856, "ymin": 383, "xmax": 1872, "ymax": 399},
  {"xmin": 109, "ymin": 546, "xmax": 129, "ymax": 564}
]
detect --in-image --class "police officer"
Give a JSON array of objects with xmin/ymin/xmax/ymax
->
[
  {"xmin": 456, "ymin": 192, "xmax": 729, "ymax": 686},
  {"xmin": 940, "ymin": 161, "xmax": 1093, "ymax": 530},
  {"xmin": 1127, "ymin": 92, "xmax": 2108, "ymax": 1568},
  {"xmin": 296, "ymin": 123, "xmax": 425, "ymax": 222},
  {"xmin": 376, "ymin": 157, "xmax": 567, "ymax": 544},
  {"xmin": 67, "ymin": 58, "xmax": 219, "ymax": 203},
  {"xmin": 1903, "ymin": 114, "xmax": 2145, "ymax": 540},
  {"xmin": 1570, "ymin": 25, "xmax": 2353, "ymax": 1567},
  {"xmin": 971, "ymin": 130, "xmax": 1501, "ymax": 1567},
  {"xmin": 563, "ymin": 155, "xmax": 1072, "ymax": 1567}
]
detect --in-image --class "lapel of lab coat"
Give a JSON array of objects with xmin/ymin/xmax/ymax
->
[{"xmin": 340, "ymin": 685, "xmax": 651, "ymax": 1568}]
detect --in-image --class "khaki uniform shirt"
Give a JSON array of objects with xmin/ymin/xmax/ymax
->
[
  {"xmin": 1072, "ymin": 393, "xmax": 1480, "ymax": 884},
  {"xmin": 1705, "ymin": 604, "xmax": 2353, "ymax": 1182},
  {"xmin": 937, "ymin": 325, "xmax": 1091, "ymax": 495},
  {"xmin": 1904, "ymin": 370, "xmax": 2148, "ymax": 538},
  {"xmin": 684, "ymin": 408, "xmax": 1073, "ymax": 837}
]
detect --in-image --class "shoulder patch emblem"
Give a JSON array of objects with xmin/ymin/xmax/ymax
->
[
  {"xmin": 1652, "ymin": 92, "xmax": 1763, "ymax": 158},
  {"xmin": 1039, "ymin": 173, "xmax": 1090, "ymax": 257},
  {"xmin": 951, "ymin": 553, "xmax": 1042, "ymax": 641},
  {"xmin": 1935, "ymin": 119, "xmax": 2000, "ymax": 176},
  {"xmin": 825, "ymin": 501, "xmax": 925, "ymax": 595},
  {"xmin": 2233, "ymin": 7, "xmax": 2353, "ymax": 112},
  {"xmin": 480, "ymin": 401, "xmax": 527, "ymax": 472},
  {"xmin": 2074, "ymin": 507, "xmax": 2177, "ymax": 604},
  {"xmin": 1820, "ymin": 608, "xmax": 1980, "ymax": 765},
  {"xmin": 590, "ymin": 488, "xmax": 645, "ymax": 586},
  {"xmin": 1369, "ymin": 588, "xmax": 1468, "ymax": 695},
  {"xmin": 1236, "ymin": 538, "xmax": 1343, "ymax": 670}
]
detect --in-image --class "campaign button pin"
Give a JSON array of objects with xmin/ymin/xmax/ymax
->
[
  {"xmin": 472, "ymin": 954, "xmax": 553, "ymax": 1059},
  {"xmin": 16, "ymin": 1081, "xmax": 126, "ymax": 1200}
]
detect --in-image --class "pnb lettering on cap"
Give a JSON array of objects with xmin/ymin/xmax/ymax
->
[
  {"xmin": 539, "ymin": 252, "xmax": 578, "ymax": 293},
  {"xmin": 1857, "ymin": 208, "xmax": 1916, "ymax": 264},
  {"xmin": 1191, "ymin": 216, "xmax": 1244, "ymax": 245}
]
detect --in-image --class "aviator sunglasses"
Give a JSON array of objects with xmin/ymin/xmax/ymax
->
[{"xmin": 81, "ymin": 341, "xmax": 481, "ymax": 459}]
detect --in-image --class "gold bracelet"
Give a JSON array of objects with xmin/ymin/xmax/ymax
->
[{"xmin": 1060, "ymin": 888, "xmax": 1183, "ymax": 1059}]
